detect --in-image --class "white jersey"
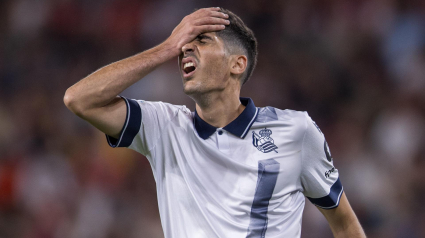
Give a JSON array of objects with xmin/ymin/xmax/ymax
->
[{"xmin": 106, "ymin": 97, "xmax": 343, "ymax": 238}]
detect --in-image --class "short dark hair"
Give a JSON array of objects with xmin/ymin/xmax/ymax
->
[{"xmin": 217, "ymin": 8, "xmax": 258, "ymax": 85}]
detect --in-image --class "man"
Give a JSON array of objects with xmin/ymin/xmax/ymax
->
[{"xmin": 64, "ymin": 7, "xmax": 366, "ymax": 238}]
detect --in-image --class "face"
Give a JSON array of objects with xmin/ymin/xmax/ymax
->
[{"xmin": 178, "ymin": 32, "xmax": 231, "ymax": 97}]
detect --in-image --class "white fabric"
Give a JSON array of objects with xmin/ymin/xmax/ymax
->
[{"xmin": 112, "ymin": 100, "xmax": 341, "ymax": 238}]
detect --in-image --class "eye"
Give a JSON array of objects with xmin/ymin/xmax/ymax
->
[
  {"xmin": 196, "ymin": 35, "xmax": 208, "ymax": 44},
  {"xmin": 197, "ymin": 38, "xmax": 206, "ymax": 44}
]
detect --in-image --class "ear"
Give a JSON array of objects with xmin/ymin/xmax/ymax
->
[{"xmin": 230, "ymin": 55, "xmax": 247, "ymax": 77}]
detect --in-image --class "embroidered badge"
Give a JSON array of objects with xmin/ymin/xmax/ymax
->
[{"xmin": 252, "ymin": 128, "xmax": 278, "ymax": 153}]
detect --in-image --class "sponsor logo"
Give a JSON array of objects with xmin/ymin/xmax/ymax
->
[{"xmin": 325, "ymin": 167, "xmax": 336, "ymax": 178}]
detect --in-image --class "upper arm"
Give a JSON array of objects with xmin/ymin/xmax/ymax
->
[
  {"xmin": 104, "ymin": 99, "xmax": 186, "ymax": 157},
  {"xmin": 76, "ymin": 96, "xmax": 127, "ymax": 139},
  {"xmin": 318, "ymin": 192, "xmax": 366, "ymax": 237},
  {"xmin": 300, "ymin": 112, "xmax": 342, "ymax": 208},
  {"xmin": 299, "ymin": 113, "xmax": 365, "ymax": 236}
]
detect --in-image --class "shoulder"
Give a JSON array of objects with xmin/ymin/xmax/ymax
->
[
  {"xmin": 134, "ymin": 100, "xmax": 192, "ymax": 115},
  {"xmin": 254, "ymin": 106, "xmax": 310, "ymax": 141},
  {"xmin": 256, "ymin": 106, "xmax": 309, "ymax": 126}
]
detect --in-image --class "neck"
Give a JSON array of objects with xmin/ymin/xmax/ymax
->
[{"xmin": 194, "ymin": 89, "xmax": 245, "ymax": 128}]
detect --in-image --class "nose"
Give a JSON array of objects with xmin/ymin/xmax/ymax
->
[{"xmin": 182, "ymin": 41, "xmax": 195, "ymax": 55}]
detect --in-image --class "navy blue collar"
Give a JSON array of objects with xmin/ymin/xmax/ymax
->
[{"xmin": 194, "ymin": 97, "xmax": 258, "ymax": 140}]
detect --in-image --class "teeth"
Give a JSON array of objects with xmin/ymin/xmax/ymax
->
[{"xmin": 184, "ymin": 62, "xmax": 194, "ymax": 69}]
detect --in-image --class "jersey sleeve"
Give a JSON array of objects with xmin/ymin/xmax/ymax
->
[
  {"xmin": 300, "ymin": 113, "xmax": 343, "ymax": 209},
  {"xmin": 105, "ymin": 97, "xmax": 181, "ymax": 156}
]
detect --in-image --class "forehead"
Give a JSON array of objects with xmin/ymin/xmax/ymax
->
[
  {"xmin": 202, "ymin": 33, "xmax": 230, "ymax": 55},
  {"xmin": 202, "ymin": 32, "xmax": 224, "ymax": 45}
]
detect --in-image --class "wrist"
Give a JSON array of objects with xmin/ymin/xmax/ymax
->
[{"xmin": 160, "ymin": 39, "xmax": 182, "ymax": 58}]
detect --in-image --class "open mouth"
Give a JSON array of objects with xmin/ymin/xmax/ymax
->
[{"xmin": 182, "ymin": 58, "xmax": 197, "ymax": 78}]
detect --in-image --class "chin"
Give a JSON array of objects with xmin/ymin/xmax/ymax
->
[
  {"xmin": 183, "ymin": 79, "xmax": 202, "ymax": 95},
  {"xmin": 183, "ymin": 86, "xmax": 201, "ymax": 96}
]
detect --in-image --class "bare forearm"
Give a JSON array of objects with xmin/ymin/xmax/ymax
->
[
  {"xmin": 332, "ymin": 218, "xmax": 366, "ymax": 238},
  {"xmin": 319, "ymin": 193, "xmax": 366, "ymax": 238},
  {"xmin": 64, "ymin": 8, "xmax": 228, "ymax": 116},
  {"xmin": 63, "ymin": 8, "xmax": 229, "ymax": 137},
  {"xmin": 64, "ymin": 41, "xmax": 179, "ymax": 113}
]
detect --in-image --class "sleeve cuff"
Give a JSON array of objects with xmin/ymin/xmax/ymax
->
[
  {"xmin": 307, "ymin": 178, "xmax": 344, "ymax": 209},
  {"xmin": 106, "ymin": 97, "xmax": 141, "ymax": 148}
]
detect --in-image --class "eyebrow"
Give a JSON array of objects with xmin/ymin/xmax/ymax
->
[{"xmin": 198, "ymin": 34, "xmax": 213, "ymax": 41}]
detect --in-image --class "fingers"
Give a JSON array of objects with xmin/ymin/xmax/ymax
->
[
  {"xmin": 195, "ymin": 25, "xmax": 226, "ymax": 34},
  {"xmin": 167, "ymin": 7, "xmax": 229, "ymax": 50},
  {"xmin": 190, "ymin": 8, "xmax": 229, "ymax": 32},
  {"xmin": 201, "ymin": 7, "xmax": 222, "ymax": 12},
  {"xmin": 197, "ymin": 7, "xmax": 224, "ymax": 14},
  {"xmin": 193, "ymin": 17, "xmax": 230, "ymax": 27},
  {"xmin": 208, "ymin": 10, "xmax": 228, "ymax": 19},
  {"xmin": 191, "ymin": 7, "xmax": 228, "ymax": 21}
]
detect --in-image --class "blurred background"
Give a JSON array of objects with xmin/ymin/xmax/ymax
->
[{"xmin": 0, "ymin": 0, "xmax": 425, "ymax": 237}]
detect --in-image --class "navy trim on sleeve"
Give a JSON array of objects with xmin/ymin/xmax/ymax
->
[
  {"xmin": 307, "ymin": 178, "xmax": 344, "ymax": 209},
  {"xmin": 106, "ymin": 97, "xmax": 141, "ymax": 148}
]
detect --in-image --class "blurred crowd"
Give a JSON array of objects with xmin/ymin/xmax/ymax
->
[{"xmin": 0, "ymin": 0, "xmax": 424, "ymax": 237}]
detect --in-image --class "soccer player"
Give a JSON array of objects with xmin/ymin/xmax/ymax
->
[{"xmin": 64, "ymin": 7, "xmax": 366, "ymax": 238}]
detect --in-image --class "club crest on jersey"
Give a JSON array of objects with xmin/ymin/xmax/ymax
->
[{"xmin": 252, "ymin": 128, "xmax": 278, "ymax": 153}]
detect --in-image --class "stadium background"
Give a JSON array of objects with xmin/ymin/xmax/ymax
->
[{"xmin": 0, "ymin": 0, "xmax": 424, "ymax": 237}]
